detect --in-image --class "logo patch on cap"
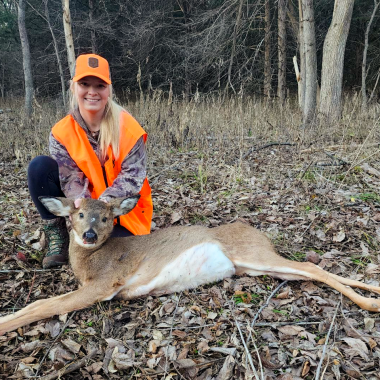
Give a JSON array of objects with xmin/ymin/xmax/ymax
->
[{"xmin": 88, "ymin": 57, "xmax": 99, "ymax": 68}]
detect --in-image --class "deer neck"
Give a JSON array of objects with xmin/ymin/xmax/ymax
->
[{"xmin": 68, "ymin": 234, "xmax": 108, "ymax": 283}]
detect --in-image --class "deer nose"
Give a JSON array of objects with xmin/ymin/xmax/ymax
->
[{"xmin": 83, "ymin": 228, "xmax": 97, "ymax": 243}]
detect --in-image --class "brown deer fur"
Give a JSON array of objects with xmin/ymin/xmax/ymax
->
[{"xmin": 1, "ymin": 196, "xmax": 380, "ymax": 335}]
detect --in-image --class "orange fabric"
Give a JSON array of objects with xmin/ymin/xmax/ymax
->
[
  {"xmin": 73, "ymin": 54, "xmax": 111, "ymax": 84},
  {"xmin": 52, "ymin": 112, "xmax": 153, "ymax": 235}
]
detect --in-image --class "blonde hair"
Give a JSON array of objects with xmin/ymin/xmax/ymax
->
[{"xmin": 70, "ymin": 81, "xmax": 124, "ymax": 160}]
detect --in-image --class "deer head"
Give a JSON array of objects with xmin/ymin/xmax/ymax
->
[{"xmin": 39, "ymin": 196, "xmax": 140, "ymax": 248}]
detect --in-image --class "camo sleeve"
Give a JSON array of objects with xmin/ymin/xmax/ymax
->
[
  {"xmin": 99, "ymin": 136, "xmax": 147, "ymax": 202},
  {"xmin": 49, "ymin": 133, "xmax": 92, "ymax": 199}
]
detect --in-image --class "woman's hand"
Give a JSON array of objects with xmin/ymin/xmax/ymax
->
[{"xmin": 74, "ymin": 198, "xmax": 83, "ymax": 208}]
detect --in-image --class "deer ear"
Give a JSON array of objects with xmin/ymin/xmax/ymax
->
[
  {"xmin": 39, "ymin": 197, "xmax": 75, "ymax": 217},
  {"xmin": 110, "ymin": 196, "xmax": 140, "ymax": 217}
]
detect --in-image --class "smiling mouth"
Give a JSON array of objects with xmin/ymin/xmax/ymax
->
[{"xmin": 85, "ymin": 98, "xmax": 100, "ymax": 102}]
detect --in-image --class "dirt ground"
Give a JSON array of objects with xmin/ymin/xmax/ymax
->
[{"xmin": 1, "ymin": 132, "xmax": 380, "ymax": 379}]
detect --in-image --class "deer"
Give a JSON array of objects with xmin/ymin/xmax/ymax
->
[{"xmin": 1, "ymin": 195, "xmax": 380, "ymax": 336}]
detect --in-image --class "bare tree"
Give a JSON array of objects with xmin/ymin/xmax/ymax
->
[
  {"xmin": 362, "ymin": 0, "xmax": 380, "ymax": 111},
  {"xmin": 0, "ymin": 62, "xmax": 4, "ymax": 98},
  {"xmin": 89, "ymin": 0, "xmax": 96, "ymax": 53},
  {"xmin": 264, "ymin": 0, "xmax": 271, "ymax": 98},
  {"xmin": 17, "ymin": 0, "xmax": 33, "ymax": 118},
  {"xmin": 319, "ymin": 0, "xmax": 355, "ymax": 123},
  {"xmin": 297, "ymin": 0, "xmax": 306, "ymax": 109},
  {"xmin": 44, "ymin": 0, "xmax": 67, "ymax": 109},
  {"xmin": 226, "ymin": 0, "xmax": 244, "ymax": 94},
  {"xmin": 62, "ymin": 0, "xmax": 75, "ymax": 77},
  {"xmin": 277, "ymin": 0, "xmax": 287, "ymax": 103},
  {"xmin": 301, "ymin": 0, "xmax": 317, "ymax": 124}
]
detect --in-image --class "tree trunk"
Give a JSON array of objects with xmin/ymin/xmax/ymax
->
[
  {"xmin": 362, "ymin": 0, "xmax": 379, "ymax": 111},
  {"xmin": 277, "ymin": 0, "xmax": 287, "ymax": 103},
  {"xmin": 0, "ymin": 64, "xmax": 4, "ymax": 98},
  {"xmin": 89, "ymin": 0, "xmax": 96, "ymax": 53},
  {"xmin": 44, "ymin": 0, "xmax": 67, "ymax": 110},
  {"xmin": 226, "ymin": 0, "xmax": 244, "ymax": 94},
  {"xmin": 298, "ymin": 0, "xmax": 305, "ymax": 110},
  {"xmin": 319, "ymin": 0, "xmax": 355, "ymax": 123},
  {"xmin": 263, "ymin": 0, "xmax": 271, "ymax": 98},
  {"xmin": 62, "ymin": 0, "xmax": 76, "ymax": 77},
  {"xmin": 17, "ymin": 0, "xmax": 34, "ymax": 118},
  {"xmin": 301, "ymin": 0, "xmax": 317, "ymax": 124}
]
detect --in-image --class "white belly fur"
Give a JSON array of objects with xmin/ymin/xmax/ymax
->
[{"xmin": 122, "ymin": 243, "xmax": 235, "ymax": 298}]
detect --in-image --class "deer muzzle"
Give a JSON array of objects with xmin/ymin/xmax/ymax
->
[{"xmin": 83, "ymin": 228, "xmax": 98, "ymax": 244}]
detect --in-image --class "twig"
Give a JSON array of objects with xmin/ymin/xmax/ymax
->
[
  {"xmin": 38, "ymin": 348, "xmax": 98, "ymax": 380},
  {"xmin": 323, "ymin": 150, "xmax": 348, "ymax": 166},
  {"xmin": 251, "ymin": 281, "xmax": 288, "ymax": 327},
  {"xmin": 298, "ymin": 160, "xmax": 315, "ymax": 181},
  {"xmin": 300, "ymin": 142, "xmax": 380, "ymax": 154},
  {"xmin": 251, "ymin": 320, "xmax": 322, "ymax": 327},
  {"xmin": 169, "ymin": 293, "xmax": 182, "ymax": 338},
  {"xmin": 35, "ymin": 311, "xmax": 77, "ymax": 377},
  {"xmin": 314, "ymin": 301, "xmax": 340, "ymax": 380},
  {"xmin": 24, "ymin": 271, "xmax": 36, "ymax": 305},
  {"xmin": 245, "ymin": 281, "xmax": 288, "ymax": 350},
  {"xmin": 0, "ymin": 269, "xmax": 61, "ymax": 273},
  {"xmin": 165, "ymin": 292, "xmax": 182, "ymax": 378},
  {"xmin": 147, "ymin": 358, "xmax": 223, "ymax": 376},
  {"xmin": 339, "ymin": 295, "xmax": 369, "ymax": 345},
  {"xmin": 250, "ymin": 331, "xmax": 264, "ymax": 380},
  {"xmin": 157, "ymin": 323, "xmax": 216, "ymax": 331},
  {"xmin": 234, "ymin": 318, "xmax": 261, "ymax": 380}
]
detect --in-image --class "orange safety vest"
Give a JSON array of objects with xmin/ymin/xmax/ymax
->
[{"xmin": 51, "ymin": 111, "xmax": 153, "ymax": 235}]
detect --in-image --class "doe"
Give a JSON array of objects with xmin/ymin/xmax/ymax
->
[{"xmin": 1, "ymin": 196, "xmax": 380, "ymax": 335}]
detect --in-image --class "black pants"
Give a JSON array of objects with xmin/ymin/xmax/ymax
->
[{"xmin": 27, "ymin": 156, "xmax": 133, "ymax": 237}]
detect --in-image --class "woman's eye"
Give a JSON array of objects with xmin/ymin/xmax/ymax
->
[
  {"xmin": 102, "ymin": 217, "xmax": 107, "ymax": 222},
  {"xmin": 79, "ymin": 213, "xmax": 84, "ymax": 218}
]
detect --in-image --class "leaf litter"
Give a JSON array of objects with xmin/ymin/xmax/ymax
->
[{"xmin": 1, "ymin": 144, "xmax": 380, "ymax": 379}]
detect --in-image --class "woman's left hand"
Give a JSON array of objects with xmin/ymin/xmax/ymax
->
[{"xmin": 74, "ymin": 198, "xmax": 83, "ymax": 208}]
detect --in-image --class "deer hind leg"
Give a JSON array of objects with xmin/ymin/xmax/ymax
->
[
  {"xmin": 233, "ymin": 259, "xmax": 380, "ymax": 312},
  {"xmin": 0, "ymin": 284, "xmax": 113, "ymax": 335},
  {"xmin": 324, "ymin": 272, "xmax": 380, "ymax": 295}
]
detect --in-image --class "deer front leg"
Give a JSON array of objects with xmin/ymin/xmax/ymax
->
[{"xmin": 0, "ymin": 283, "xmax": 114, "ymax": 335}]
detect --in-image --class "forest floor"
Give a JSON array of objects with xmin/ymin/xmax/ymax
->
[{"xmin": 1, "ymin": 99, "xmax": 380, "ymax": 379}]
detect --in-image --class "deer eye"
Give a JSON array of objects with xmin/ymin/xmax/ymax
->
[
  {"xmin": 102, "ymin": 217, "xmax": 107, "ymax": 222},
  {"xmin": 79, "ymin": 213, "xmax": 84, "ymax": 218}
]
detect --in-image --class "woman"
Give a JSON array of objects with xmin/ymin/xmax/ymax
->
[{"xmin": 28, "ymin": 54, "xmax": 153, "ymax": 269}]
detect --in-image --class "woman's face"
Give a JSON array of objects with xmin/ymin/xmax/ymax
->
[{"xmin": 75, "ymin": 76, "xmax": 110, "ymax": 115}]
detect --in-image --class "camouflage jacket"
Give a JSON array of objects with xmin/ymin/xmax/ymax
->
[{"xmin": 49, "ymin": 108, "xmax": 147, "ymax": 202}]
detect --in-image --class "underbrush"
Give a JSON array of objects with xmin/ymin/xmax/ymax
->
[{"xmin": 1, "ymin": 92, "xmax": 379, "ymax": 168}]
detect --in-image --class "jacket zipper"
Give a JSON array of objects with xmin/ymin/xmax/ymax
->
[
  {"xmin": 101, "ymin": 166, "xmax": 109, "ymax": 187},
  {"xmin": 102, "ymin": 165, "xmax": 121, "ymax": 225}
]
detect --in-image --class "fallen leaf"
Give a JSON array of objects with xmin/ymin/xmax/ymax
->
[
  {"xmin": 61, "ymin": 338, "xmax": 81, "ymax": 354},
  {"xmin": 175, "ymin": 358, "xmax": 196, "ymax": 368},
  {"xmin": 333, "ymin": 230, "xmax": 345, "ymax": 243},
  {"xmin": 277, "ymin": 325, "xmax": 305, "ymax": 336}
]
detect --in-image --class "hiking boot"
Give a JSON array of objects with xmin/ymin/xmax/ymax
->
[{"xmin": 42, "ymin": 217, "xmax": 69, "ymax": 269}]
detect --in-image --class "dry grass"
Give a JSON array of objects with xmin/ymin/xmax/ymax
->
[{"xmin": 1, "ymin": 93, "xmax": 379, "ymax": 165}]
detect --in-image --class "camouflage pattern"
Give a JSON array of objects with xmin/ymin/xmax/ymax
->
[{"xmin": 49, "ymin": 108, "xmax": 147, "ymax": 202}]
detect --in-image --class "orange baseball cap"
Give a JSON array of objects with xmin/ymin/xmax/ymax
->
[{"xmin": 72, "ymin": 54, "xmax": 111, "ymax": 84}]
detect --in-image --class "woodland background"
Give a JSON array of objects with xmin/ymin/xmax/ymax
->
[
  {"xmin": 1, "ymin": 0, "xmax": 380, "ymax": 115},
  {"xmin": 1, "ymin": 0, "xmax": 380, "ymax": 379}
]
